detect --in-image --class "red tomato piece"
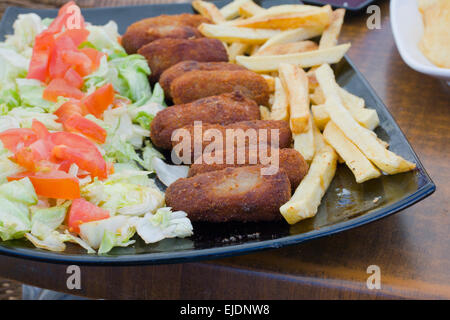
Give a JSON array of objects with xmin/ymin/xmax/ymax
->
[
  {"xmin": 82, "ymin": 83, "xmax": 115, "ymax": 118},
  {"xmin": 47, "ymin": 1, "xmax": 85, "ymax": 34},
  {"xmin": 61, "ymin": 50, "xmax": 92, "ymax": 77},
  {"xmin": 63, "ymin": 68, "xmax": 84, "ymax": 89},
  {"xmin": 14, "ymin": 139, "xmax": 55, "ymax": 171},
  {"xmin": 48, "ymin": 36, "xmax": 77, "ymax": 80},
  {"xmin": 0, "ymin": 129, "xmax": 37, "ymax": 153},
  {"xmin": 49, "ymin": 132, "xmax": 107, "ymax": 179},
  {"xmin": 68, "ymin": 198, "xmax": 109, "ymax": 234},
  {"xmin": 62, "ymin": 114, "xmax": 107, "ymax": 144},
  {"xmin": 43, "ymin": 78, "xmax": 85, "ymax": 102},
  {"xmin": 7, "ymin": 170, "xmax": 80, "ymax": 200},
  {"xmin": 58, "ymin": 28, "xmax": 89, "ymax": 47},
  {"xmin": 54, "ymin": 100, "xmax": 85, "ymax": 122},
  {"xmin": 27, "ymin": 32, "xmax": 54, "ymax": 82},
  {"xmin": 31, "ymin": 120, "xmax": 50, "ymax": 140},
  {"xmin": 79, "ymin": 48, "xmax": 104, "ymax": 72}
]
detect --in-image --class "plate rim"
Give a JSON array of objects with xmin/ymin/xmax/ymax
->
[{"xmin": 0, "ymin": 2, "xmax": 436, "ymax": 266}]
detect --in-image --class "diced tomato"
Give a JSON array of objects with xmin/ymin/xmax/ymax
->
[
  {"xmin": 49, "ymin": 132, "xmax": 107, "ymax": 179},
  {"xmin": 27, "ymin": 32, "xmax": 54, "ymax": 82},
  {"xmin": 52, "ymin": 145, "xmax": 107, "ymax": 180},
  {"xmin": 47, "ymin": 1, "xmax": 85, "ymax": 34},
  {"xmin": 62, "ymin": 114, "xmax": 107, "ymax": 144},
  {"xmin": 43, "ymin": 78, "xmax": 85, "ymax": 102},
  {"xmin": 67, "ymin": 198, "xmax": 109, "ymax": 234},
  {"xmin": 82, "ymin": 83, "xmax": 115, "ymax": 118},
  {"xmin": 48, "ymin": 35, "xmax": 77, "ymax": 80},
  {"xmin": 31, "ymin": 120, "xmax": 50, "ymax": 139},
  {"xmin": 61, "ymin": 50, "xmax": 92, "ymax": 77},
  {"xmin": 79, "ymin": 48, "xmax": 104, "ymax": 72},
  {"xmin": 8, "ymin": 170, "xmax": 80, "ymax": 200},
  {"xmin": 54, "ymin": 100, "xmax": 85, "ymax": 122},
  {"xmin": 58, "ymin": 28, "xmax": 89, "ymax": 47},
  {"xmin": 0, "ymin": 129, "xmax": 38, "ymax": 153},
  {"xmin": 63, "ymin": 68, "xmax": 84, "ymax": 89},
  {"xmin": 14, "ymin": 139, "xmax": 54, "ymax": 171}
]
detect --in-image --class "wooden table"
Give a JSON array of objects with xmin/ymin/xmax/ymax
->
[{"xmin": 0, "ymin": 0, "xmax": 449, "ymax": 300}]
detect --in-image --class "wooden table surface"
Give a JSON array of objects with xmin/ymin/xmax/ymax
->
[{"xmin": 0, "ymin": 0, "xmax": 448, "ymax": 300}]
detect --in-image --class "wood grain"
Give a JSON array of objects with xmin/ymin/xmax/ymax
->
[{"xmin": 0, "ymin": 0, "xmax": 449, "ymax": 300}]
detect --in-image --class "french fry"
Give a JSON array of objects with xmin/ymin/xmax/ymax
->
[
  {"xmin": 278, "ymin": 63, "xmax": 310, "ymax": 134},
  {"xmin": 293, "ymin": 115, "xmax": 315, "ymax": 161},
  {"xmin": 198, "ymin": 23, "xmax": 281, "ymax": 44},
  {"xmin": 270, "ymin": 77, "xmax": 289, "ymax": 121},
  {"xmin": 239, "ymin": 0, "xmax": 265, "ymax": 18},
  {"xmin": 323, "ymin": 121, "xmax": 381, "ymax": 183},
  {"xmin": 233, "ymin": 5, "xmax": 332, "ymax": 30},
  {"xmin": 249, "ymin": 44, "xmax": 261, "ymax": 55},
  {"xmin": 254, "ymin": 4, "xmax": 321, "ymax": 17},
  {"xmin": 253, "ymin": 40, "xmax": 318, "ymax": 56},
  {"xmin": 236, "ymin": 43, "xmax": 351, "ymax": 72},
  {"xmin": 315, "ymin": 64, "xmax": 416, "ymax": 174},
  {"xmin": 258, "ymin": 26, "xmax": 324, "ymax": 52},
  {"xmin": 310, "ymin": 103, "xmax": 379, "ymax": 130},
  {"xmin": 220, "ymin": 0, "xmax": 252, "ymax": 20},
  {"xmin": 192, "ymin": 0, "xmax": 226, "ymax": 24},
  {"xmin": 319, "ymin": 8, "xmax": 345, "ymax": 48},
  {"xmin": 261, "ymin": 74, "xmax": 275, "ymax": 92},
  {"xmin": 227, "ymin": 42, "xmax": 250, "ymax": 62},
  {"xmin": 311, "ymin": 104, "xmax": 329, "ymax": 130},
  {"xmin": 280, "ymin": 132, "xmax": 337, "ymax": 224},
  {"xmin": 260, "ymin": 105, "xmax": 271, "ymax": 120},
  {"xmin": 339, "ymin": 87, "xmax": 365, "ymax": 109}
]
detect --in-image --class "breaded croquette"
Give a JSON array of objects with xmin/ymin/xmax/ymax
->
[
  {"xmin": 138, "ymin": 38, "xmax": 228, "ymax": 82},
  {"xmin": 122, "ymin": 14, "xmax": 210, "ymax": 54},
  {"xmin": 150, "ymin": 92, "xmax": 260, "ymax": 149},
  {"xmin": 170, "ymin": 69, "xmax": 271, "ymax": 106},
  {"xmin": 172, "ymin": 120, "xmax": 292, "ymax": 161},
  {"xmin": 165, "ymin": 166, "xmax": 291, "ymax": 222},
  {"xmin": 188, "ymin": 148, "xmax": 308, "ymax": 190},
  {"xmin": 160, "ymin": 61, "xmax": 246, "ymax": 99}
]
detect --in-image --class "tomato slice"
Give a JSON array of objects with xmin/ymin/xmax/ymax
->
[
  {"xmin": 54, "ymin": 100, "xmax": 85, "ymax": 122},
  {"xmin": 63, "ymin": 114, "xmax": 107, "ymax": 144},
  {"xmin": 67, "ymin": 198, "xmax": 109, "ymax": 234},
  {"xmin": 63, "ymin": 68, "xmax": 84, "ymax": 89},
  {"xmin": 79, "ymin": 48, "xmax": 104, "ymax": 72},
  {"xmin": 0, "ymin": 129, "xmax": 38, "ymax": 153},
  {"xmin": 58, "ymin": 29, "xmax": 89, "ymax": 48},
  {"xmin": 14, "ymin": 139, "xmax": 55, "ymax": 171},
  {"xmin": 47, "ymin": 1, "xmax": 85, "ymax": 34},
  {"xmin": 31, "ymin": 120, "xmax": 50, "ymax": 140},
  {"xmin": 49, "ymin": 132, "xmax": 107, "ymax": 179},
  {"xmin": 61, "ymin": 50, "xmax": 93, "ymax": 77},
  {"xmin": 7, "ymin": 170, "xmax": 80, "ymax": 200},
  {"xmin": 82, "ymin": 83, "xmax": 115, "ymax": 118},
  {"xmin": 27, "ymin": 32, "xmax": 54, "ymax": 82},
  {"xmin": 43, "ymin": 78, "xmax": 85, "ymax": 102}
]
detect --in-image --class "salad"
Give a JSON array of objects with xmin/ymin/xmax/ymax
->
[{"xmin": 0, "ymin": 2, "xmax": 192, "ymax": 254}]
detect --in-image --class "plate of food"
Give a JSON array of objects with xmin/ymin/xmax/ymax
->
[
  {"xmin": 390, "ymin": 0, "xmax": 450, "ymax": 83},
  {"xmin": 0, "ymin": 0, "xmax": 434, "ymax": 265}
]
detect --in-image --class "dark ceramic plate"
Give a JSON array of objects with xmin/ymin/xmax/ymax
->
[
  {"xmin": 301, "ymin": 0, "xmax": 377, "ymax": 12},
  {"xmin": 0, "ymin": 0, "xmax": 435, "ymax": 265}
]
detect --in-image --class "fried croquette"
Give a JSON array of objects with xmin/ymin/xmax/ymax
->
[
  {"xmin": 188, "ymin": 148, "xmax": 308, "ymax": 190},
  {"xmin": 122, "ymin": 14, "xmax": 210, "ymax": 54},
  {"xmin": 160, "ymin": 61, "xmax": 246, "ymax": 99},
  {"xmin": 165, "ymin": 166, "xmax": 291, "ymax": 222},
  {"xmin": 172, "ymin": 120, "xmax": 292, "ymax": 161},
  {"xmin": 170, "ymin": 69, "xmax": 271, "ymax": 106},
  {"xmin": 138, "ymin": 38, "xmax": 228, "ymax": 82},
  {"xmin": 150, "ymin": 92, "xmax": 260, "ymax": 149}
]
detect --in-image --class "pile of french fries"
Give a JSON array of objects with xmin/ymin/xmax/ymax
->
[{"xmin": 192, "ymin": 0, "xmax": 416, "ymax": 225}]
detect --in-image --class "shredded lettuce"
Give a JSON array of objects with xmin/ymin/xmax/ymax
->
[
  {"xmin": 0, "ymin": 178, "xmax": 37, "ymax": 241},
  {"xmin": 134, "ymin": 207, "xmax": 193, "ymax": 244},
  {"xmin": 16, "ymin": 79, "xmax": 54, "ymax": 111},
  {"xmin": 0, "ymin": 48, "xmax": 29, "ymax": 90},
  {"xmin": 152, "ymin": 157, "xmax": 189, "ymax": 187},
  {"xmin": 85, "ymin": 21, "xmax": 126, "ymax": 58}
]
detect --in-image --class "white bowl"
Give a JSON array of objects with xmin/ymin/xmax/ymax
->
[{"xmin": 390, "ymin": 0, "xmax": 450, "ymax": 84}]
